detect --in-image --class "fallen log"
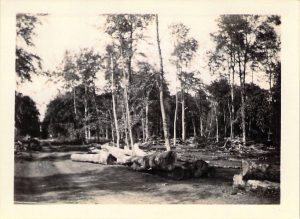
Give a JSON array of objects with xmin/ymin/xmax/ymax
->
[
  {"xmin": 233, "ymin": 174, "xmax": 280, "ymax": 194},
  {"xmin": 127, "ymin": 150, "xmax": 177, "ymax": 171},
  {"xmin": 241, "ymin": 160, "xmax": 280, "ymax": 182},
  {"xmin": 132, "ymin": 143, "xmax": 147, "ymax": 156},
  {"xmin": 100, "ymin": 144, "xmax": 133, "ymax": 164},
  {"xmin": 128, "ymin": 151, "xmax": 215, "ymax": 180},
  {"xmin": 71, "ymin": 151, "xmax": 117, "ymax": 165},
  {"xmin": 152, "ymin": 160, "xmax": 215, "ymax": 180},
  {"xmin": 246, "ymin": 180, "xmax": 280, "ymax": 193}
]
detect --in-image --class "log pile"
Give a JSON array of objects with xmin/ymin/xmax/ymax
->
[
  {"xmin": 233, "ymin": 160, "xmax": 280, "ymax": 194},
  {"xmin": 71, "ymin": 144, "xmax": 215, "ymax": 180}
]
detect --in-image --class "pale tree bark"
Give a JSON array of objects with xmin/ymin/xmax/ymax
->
[
  {"xmin": 120, "ymin": 44, "xmax": 134, "ymax": 149},
  {"xmin": 192, "ymin": 117, "xmax": 197, "ymax": 137},
  {"xmin": 83, "ymin": 81, "xmax": 89, "ymax": 143},
  {"xmin": 122, "ymin": 103, "xmax": 129, "ymax": 147},
  {"xmin": 145, "ymin": 92, "xmax": 150, "ymax": 142},
  {"xmin": 173, "ymin": 65, "xmax": 179, "ymax": 146},
  {"xmin": 155, "ymin": 14, "xmax": 171, "ymax": 151},
  {"xmin": 124, "ymin": 86, "xmax": 134, "ymax": 148},
  {"xmin": 173, "ymin": 91, "xmax": 178, "ymax": 146},
  {"xmin": 181, "ymin": 87, "xmax": 185, "ymax": 142},
  {"xmin": 141, "ymin": 116, "xmax": 145, "ymax": 142},
  {"xmin": 109, "ymin": 111, "xmax": 115, "ymax": 144},
  {"xmin": 223, "ymin": 107, "xmax": 227, "ymax": 137},
  {"xmin": 199, "ymin": 116, "xmax": 203, "ymax": 137},
  {"xmin": 111, "ymin": 55, "xmax": 120, "ymax": 148},
  {"xmin": 213, "ymin": 102, "xmax": 219, "ymax": 142},
  {"xmin": 229, "ymin": 49, "xmax": 236, "ymax": 140},
  {"xmin": 237, "ymin": 51, "xmax": 246, "ymax": 146},
  {"xmin": 72, "ymin": 87, "xmax": 79, "ymax": 140}
]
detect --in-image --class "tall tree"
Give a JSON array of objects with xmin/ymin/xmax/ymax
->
[
  {"xmin": 255, "ymin": 16, "xmax": 281, "ymax": 143},
  {"xmin": 104, "ymin": 14, "xmax": 154, "ymax": 148},
  {"xmin": 169, "ymin": 23, "xmax": 198, "ymax": 142},
  {"xmin": 104, "ymin": 44, "xmax": 122, "ymax": 147},
  {"xmin": 212, "ymin": 15, "xmax": 261, "ymax": 145},
  {"xmin": 156, "ymin": 14, "xmax": 171, "ymax": 151},
  {"xmin": 75, "ymin": 48, "xmax": 102, "ymax": 143},
  {"xmin": 54, "ymin": 50, "xmax": 80, "ymax": 139}
]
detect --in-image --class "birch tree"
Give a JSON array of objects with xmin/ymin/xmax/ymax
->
[
  {"xmin": 169, "ymin": 23, "xmax": 198, "ymax": 142},
  {"xmin": 155, "ymin": 14, "xmax": 171, "ymax": 151},
  {"xmin": 104, "ymin": 14, "xmax": 154, "ymax": 148},
  {"xmin": 211, "ymin": 15, "xmax": 260, "ymax": 146}
]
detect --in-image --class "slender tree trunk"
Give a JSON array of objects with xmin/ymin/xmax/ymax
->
[
  {"xmin": 122, "ymin": 104, "xmax": 129, "ymax": 147},
  {"xmin": 155, "ymin": 14, "xmax": 171, "ymax": 151},
  {"xmin": 238, "ymin": 53, "xmax": 246, "ymax": 146},
  {"xmin": 228, "ymin": 100, "xmax": 232, "ymax": 139},
  {"xmin": 124, "ymin": 86, "xmax": 134, "ymax": 148},
  {"xmin": 72, "ymin": 87, "xmax": 79, "ymax": 140},
  {"xmin": 108, "ymin": 110, "xmax": 115, "ymax": 144},
  {"xmin": 208, "ymin": 112, "xmax": 213, "ymax": 138},
  {"xmin": 230, "ymin": 68, "xmax": 235, "ymax": 140},
  {"xmin": 173, "ymin": 91, "xmax": 178, "ymax": 146},
  {"xmin": 145, "ymin": 93, "xmax": 150, "ymax": 142},
  {"xmin": 214, "ymin": 103, "xmax": 219, "ymax": 142},
  {"xmin": 228, "ymin": 51, "xmax": 235, "ymax": 140},
  {"xmin": 105, "ymin": 122, "xmax": 108, "ymax": 140},
  {"xmin": 73, "ymin": 87, "xmax": 77, "ymax": 119},
  {"xmin": 192, "ymin": 117, "xmax": 196, "ymax": 137},
  {"xmin": 111, "ymin": 55, "xmax": 120, "ymax": 148},
  {"xmin": 181, "ymin": 87, "xmax": 186, "ymax": 142},
  {"xmin": 241, "ymin": 83, "xmax": 246, "ymax": 145},
  {"xmin": 223, "ymin": 107, "xmax": 227, "ymax": 137},
  {"xmin": 141, "ymin": 116, "xmax": 145, "ymax": 142},
  {"xmin": 84, "ymin": 82, "xmax": 88, "ymax": 143},
  {"xmin": 200, "ymin": 116, "xmax": 203, "ymax": 137},
  {"xmin": 120, "ymin": 43, "xmax": 134, "ymax": 149},
  {"xmin": 87, "ymin": 126, "xmax": 91, "ymax": 142}
]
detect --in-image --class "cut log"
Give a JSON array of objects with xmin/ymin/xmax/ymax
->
[
  {"xmin": 232, "ymin": 175, "xmax": 280, "ymax": 194},
  {"xmin": 132, "ymin": 143, "xmax": 147, "ymax": 156},
  {"xmin": 152, "ymin": 165, "xmax": 188, "ymax": 180},
  {"xmin": 71, "ymin": 151, "xmax": 117, "ymax": 164},
  {"xmin": 139, "ymin": 158, "xmax": 214, "ymax": 180},
  {"xmin": 127, "ymin": 150, "xmax": 177, "ymax": 171},
  {"xmin": 84, "ymin": 144, "xmax": 148, "ymax": 164},
  {"xmin": 100, "ymin": 144, "xmax": 133, "ymax": 164},
  {"xmin": 241, "ymin": 160, "xmax": 280, "ymax": 182},
  {"xmin": 245, "ymin": 180, "xmax": 280, "ymax": 193}
]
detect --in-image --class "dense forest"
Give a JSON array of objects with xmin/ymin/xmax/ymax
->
[{"xmin": 15, "ymin": 14, "xmax": 281, "ymax": 151}]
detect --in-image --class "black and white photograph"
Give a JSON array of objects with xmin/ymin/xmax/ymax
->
[{"xmin": 0, "ymin": 0, "xmax": 299, "ymax": 218}]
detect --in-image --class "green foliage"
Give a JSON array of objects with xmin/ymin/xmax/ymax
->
[
  {"xmin": 16, "ymin": 13, "xmax": 46, "ymax": 82},
  {"xmin": 42, "ymin": 92, "xmax": 75, "ymax": 138},
  {"xmin": 245, "ymin": 84, "xmax": 270, "ymax": 140},
  {"xmin": 15, "ymin": 92, "xmax": 40, "ymax": 137}
]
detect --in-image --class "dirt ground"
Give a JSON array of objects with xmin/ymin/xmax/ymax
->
[{"xmin": 14, "ymin": 145, "xmax": 280, "ymax": 204}]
